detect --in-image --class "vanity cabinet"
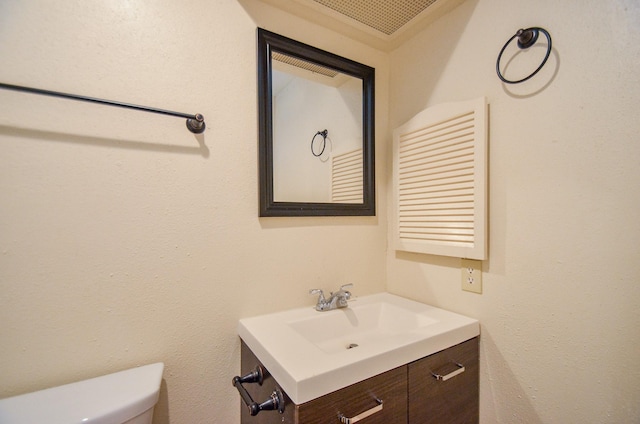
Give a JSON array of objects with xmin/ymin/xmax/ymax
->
[
  {"xmin": 240, "ymin": 337, "xmax": 478, "ymax": 424},
  {"xmin": 408, "ymin": 337, "xmax": 479, "ymax": 423}
]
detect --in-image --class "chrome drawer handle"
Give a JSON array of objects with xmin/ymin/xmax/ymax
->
[
  {"xmin": 339, "ymin": 398, "xmax": 383, "ymax": 424},
  {"xmin": 432, "ymin": 362, "xmax": 465, "ymax": 381}
]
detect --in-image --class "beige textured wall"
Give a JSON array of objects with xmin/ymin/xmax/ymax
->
[
  {"xmin": 3, "ymin": 0, "xmax": 639, "ymax": 423},
  {"xmin": 0, "ymin": 1, "xmax": 388, "ymax": 423},
  {"xmin": 388, "ymin": 0, "xmax": 640, "ymax": 422}
]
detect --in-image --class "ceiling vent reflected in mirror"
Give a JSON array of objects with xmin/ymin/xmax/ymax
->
[{"xmin": 272, "ymin": 52, "xmax": 340, "ymax": 78}]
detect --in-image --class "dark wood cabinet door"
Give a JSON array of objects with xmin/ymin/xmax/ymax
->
[{"xmin": 408, "ymin": 337, "xmax": 479, "ymax": 424}]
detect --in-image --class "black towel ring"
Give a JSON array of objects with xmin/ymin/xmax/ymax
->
[
  {"xmin": 496, "ymin": 27, "xmax": 552, "ymax": 84},
  {"xmin": 311, "ymin": 129, "xmax": 328, "ymax": 157}
]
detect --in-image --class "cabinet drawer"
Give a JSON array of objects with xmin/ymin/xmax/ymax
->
[
  {"xmin": 297, "ymin": 365, "xmax": 407, "ymax": 424},
  {"xmin": 240, "ymin": 341, "xmax": 407, "ymax": 424},
  {"xmin": 408, "ymin": 337, "xmax": 479, "ymax": 424}
]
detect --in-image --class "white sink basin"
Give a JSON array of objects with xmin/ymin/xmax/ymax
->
[
  {"xmin": 238, "ymin": 292, "xmax": 479, "ymax": 404},
  {"xmin": 288, "ymin": 301, "xmax": 439, "ymax": 354}
]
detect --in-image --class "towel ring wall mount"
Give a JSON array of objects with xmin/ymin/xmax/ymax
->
[{"xmin": 496, "ymin": 27, "xmax": 552, "ymax": 84}]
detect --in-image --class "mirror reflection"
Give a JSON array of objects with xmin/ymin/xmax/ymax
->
[
  {"xmin": 258, "ymin": 28, "xmax": 375, "ymax": 217},
  {"xmin": 272, "ymin": 53, "xmax": 363, "ymax": 203}
]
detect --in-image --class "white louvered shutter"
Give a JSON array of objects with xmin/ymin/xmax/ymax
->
[
  {"xmin": 332, "ymin": 148, "xmax": 363, "ymax": 203},
  {"xmin": 392, "ymin": 97, "xmax": 488, "ymax": 260}
]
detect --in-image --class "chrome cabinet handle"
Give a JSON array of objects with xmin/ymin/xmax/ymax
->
[
  {"xmin": 431, "ymin": 362, "xmax": 465, "ymax": 381},
  {"xmin": 339, "ymin": 398, "xmax": 383, "ymax": 424}
]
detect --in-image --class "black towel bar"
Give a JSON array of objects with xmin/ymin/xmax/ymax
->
[{"xmin": 0, "ymin": 82, "xmax": 206, "ymax": 134}]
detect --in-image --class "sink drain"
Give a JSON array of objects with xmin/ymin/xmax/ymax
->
[{"xmin": 346, "ymin": 343, "xmax": 359, "ymax": 349}]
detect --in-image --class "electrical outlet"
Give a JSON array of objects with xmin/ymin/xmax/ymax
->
[{"xmin": 461, "ymin": 259, "xmax": 482, "ymax": 294}]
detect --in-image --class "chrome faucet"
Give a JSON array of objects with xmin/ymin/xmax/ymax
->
[{"xmin": 309, "ymin": 284, "xmax": 353, "ymax": 312}]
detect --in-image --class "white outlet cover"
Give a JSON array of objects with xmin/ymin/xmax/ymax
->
[{"xmin": 461, "ymin": 258, "xmax": 482, "ymax": 294}]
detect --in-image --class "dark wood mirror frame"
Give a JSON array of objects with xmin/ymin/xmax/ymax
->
[{"xmin": 257, "ymin": 28, "xmax": 375, "ymax": 217}]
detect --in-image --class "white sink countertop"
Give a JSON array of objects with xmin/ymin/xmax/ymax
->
[{"xmin": 238, "ymin": 292, "xmax": 479, "ymax": 404}]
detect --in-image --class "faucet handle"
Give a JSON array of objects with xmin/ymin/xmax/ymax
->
[
  {"xmin": 310, "ymin": 289, "xmax": 328, "ymax": 311},
  {"xmin": 309, "ymin": 288, "xmax": 325, "ymax": 299},
  {"xmin": 338, "ymin": 284, "xmax": 353, "ymax": 303}
]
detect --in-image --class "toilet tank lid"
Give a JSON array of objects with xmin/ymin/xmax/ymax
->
[{"xmin": 0, "ymin": 363, "xmax": 164, "ymax": 424}]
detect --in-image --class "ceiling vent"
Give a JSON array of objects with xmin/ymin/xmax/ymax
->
[
  {"xmin": 252, "ymin": 0, "xmax": 466, "ymax": 51},
  {"xmin": 312, "ymin": 0, "xmax": 438, "ymax": 35}
]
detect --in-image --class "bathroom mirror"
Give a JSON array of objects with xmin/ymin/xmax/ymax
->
[{"xmin": 257, "ymin": 28, "xmax": 375, "ymax": 216}]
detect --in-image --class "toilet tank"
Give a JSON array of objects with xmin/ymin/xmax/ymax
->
[{"xmin": 0, "ymin": 362, "xmax": 164, "ymax": 424}]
